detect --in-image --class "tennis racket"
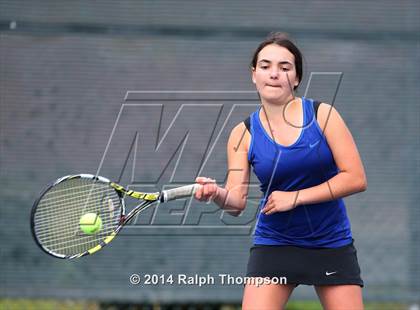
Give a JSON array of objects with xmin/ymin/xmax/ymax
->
[{"xmin": 31, "ymin": 174, "xmax": 200, "ymax": 259}]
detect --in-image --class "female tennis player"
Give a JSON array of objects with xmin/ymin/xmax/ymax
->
[{"xmin": 194, "ymin": 32, "xmax": 367, "ymax": 309}]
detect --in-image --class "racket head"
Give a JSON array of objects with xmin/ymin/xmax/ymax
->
[{"xmin": 30, "ymin": 174, "xmax": 124, "ymax": 259}]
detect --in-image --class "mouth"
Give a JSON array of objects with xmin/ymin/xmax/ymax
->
[{"xmin": 266, "ymin": 84, "xmax": 282, "ymax": 88}]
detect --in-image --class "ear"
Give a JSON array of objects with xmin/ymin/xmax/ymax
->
[{"xmin": 251, "ymin": 68, "xmax": 256, "ymax": 84}]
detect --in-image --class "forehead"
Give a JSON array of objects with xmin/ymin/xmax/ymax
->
[{"xmin": 257, "ymin": 44, "xmax": 295, "ymax": 63}]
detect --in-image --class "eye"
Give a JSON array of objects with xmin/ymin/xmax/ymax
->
[
  {"xmin": 281, "ymin": 67, "xmax": 290, "ymax": 71},
  {"xmin": 260, "ymin": 65, "xmax": 269, "ymax": 70}
]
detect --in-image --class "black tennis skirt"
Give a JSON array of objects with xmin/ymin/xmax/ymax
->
[{"xmin": 246, "ymin": 240, "xmax": 363, "ymax": 287}]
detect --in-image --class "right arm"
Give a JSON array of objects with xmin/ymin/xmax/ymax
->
[{"xmin": 194, "ymin": 122, "xmax": 251, "ymax": 216}]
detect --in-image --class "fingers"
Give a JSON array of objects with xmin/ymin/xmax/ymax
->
[
  {"xmin": 195, "ymin": 185, "xmax": 217, "ymax": 202},
  {"xmin": 264, "ymin": 204, "xmax": 276, "ymax": 215},
  {"xmin": 195, "ymin": 177, "xmax": 216, "ymax": 184},
  {"xmin": 261, "ymin": 192, "xmax": 294, "ymax": 215},
  {"xmin": 261, "ymin": 200, "xmax": 274, "ymax": 214},
  {"xmin": 260, "ymin": 194, "xmax": 272, "ymax": 214},
  {"xmin": 262, "ymin": 193, "xmax": 279, "ymax": 214},
  {"xmin": 203, "ymin": 183, "xmax": 209, "ymax": 196},
  {"xmin": 194, "ymin": 177, "xmax": 218, "ymax": 202}
]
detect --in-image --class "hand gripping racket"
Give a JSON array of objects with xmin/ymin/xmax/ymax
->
[{"xmin": 30, "ymin": 174, "xmax": 199, "ymax": 259}]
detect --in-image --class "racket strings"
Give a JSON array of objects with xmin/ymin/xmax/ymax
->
[
  {"xmin": 38, "ymin": 202, "xmax": 152, "ymax": 253},
  {"xmin": 35, "ymin": 213, "xmax": 119, "ymax": 246},
  {"xmin": 33, "ymin": 190, "xmax": 120, "ymax": 224},
  {"xmin": 34, "ymin": 185, "xmax": 120, "ymax": 229},
  {"xmin": 35, "ymin": 199, "xmax": 151, "ymax": 248},
  {"xmin": 35, "ymin": 184, "xmax": 120, "ymax": 205},
  {"xmin": 34, "ymin": 214, "xmax": 119, "ymax": 244},
  {"xmin": 33, "ymin": 178, "xmax": 122, "ymax": 257}
]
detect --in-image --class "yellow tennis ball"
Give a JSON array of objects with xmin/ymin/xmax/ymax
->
[{"xmin": 79, "ymin": 213, "xmax": 102, "ymax": 234}]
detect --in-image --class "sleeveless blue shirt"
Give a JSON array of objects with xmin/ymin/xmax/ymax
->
[{"xmin": 248, "ymin": 97, "xmax": 353, "ymax": 248}]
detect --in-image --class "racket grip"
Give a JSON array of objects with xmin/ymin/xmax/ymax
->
[{"xmin": 161, "ymin": 184, "xmax": 201, "ymax": 202}]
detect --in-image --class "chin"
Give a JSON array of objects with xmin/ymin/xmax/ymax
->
[
  {"xmin": 261, "ymin": 91, "xmax": 282, "ymax": 99},
  {"xmin": 261, "ymin": 92, "xmax": 290, "ymax": 103}
]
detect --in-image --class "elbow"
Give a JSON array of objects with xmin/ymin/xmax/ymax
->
[
  {"xmin": 347, "ymin": 169, "xmax": 367, "ymax": 193},
  {"xmin": 357, "ymin": 176, "xmax": 368, "ymax": 192},
  {"xmin": 226, "ymin": 202, "xmax": 246, "ymax": 217},
  {"xmin": 223, "ymin": 189, "xmax": 247, "ymax": 216},
  {"xmin": 228, "ymin": 210, "xmax": 242, "ymax": 217}
]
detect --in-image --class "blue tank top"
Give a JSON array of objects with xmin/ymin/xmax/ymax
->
[{"xmin": 248, "ymin": 97, "xmax": 353, "ymax": 248}]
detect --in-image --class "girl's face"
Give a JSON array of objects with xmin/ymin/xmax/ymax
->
[{"xmin": 252, "ymin": 44, "xmax": 299, "ymax": 103}]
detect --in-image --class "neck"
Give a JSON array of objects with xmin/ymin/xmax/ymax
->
[{"xmin": 260, "ymin": 95, "xmax": 298, "ymax": 123}]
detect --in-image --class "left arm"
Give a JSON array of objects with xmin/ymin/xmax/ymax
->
[
  {"xmin": 296, "ymin": 103, "xmax": 367, "ymax": 205},
  {"xmin": 262, "ymin": 103, "xmax": 367, "ymax": 215}
]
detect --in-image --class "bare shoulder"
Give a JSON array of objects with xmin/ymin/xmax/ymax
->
[
  {"xmin": 316, "ymin": 102, "xmax": 347, "ymax": 134},
  {"xmin": 228, "ymin": 121, "xmax": 251, "ymax": 153}
]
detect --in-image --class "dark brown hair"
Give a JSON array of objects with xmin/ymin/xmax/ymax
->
[{"xmin": 251, "ymin": 32, "xmax": 303, "ymax": 90}]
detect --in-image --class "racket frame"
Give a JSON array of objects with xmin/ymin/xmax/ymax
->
[{"xmin": 30, "ymin": 174, "xmax": 160, "ymax": 259}]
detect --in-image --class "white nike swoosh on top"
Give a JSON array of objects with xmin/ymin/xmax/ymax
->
[
  {"xmin": 325, "ymin": 271, "xmax": 337, "ymax": 276},
  {"xmin": 309, "ymin": 140, "xmax": 320, "ymax": 148}
]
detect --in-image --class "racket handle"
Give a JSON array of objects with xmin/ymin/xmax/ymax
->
[{"xmin": 161, "ymin": 184, "xmax": 200, "ymax": 202}]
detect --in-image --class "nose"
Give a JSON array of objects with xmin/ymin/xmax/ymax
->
[{"xmin": 269, "ymin": 68, "xmax": 280, "ymax": 79}]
